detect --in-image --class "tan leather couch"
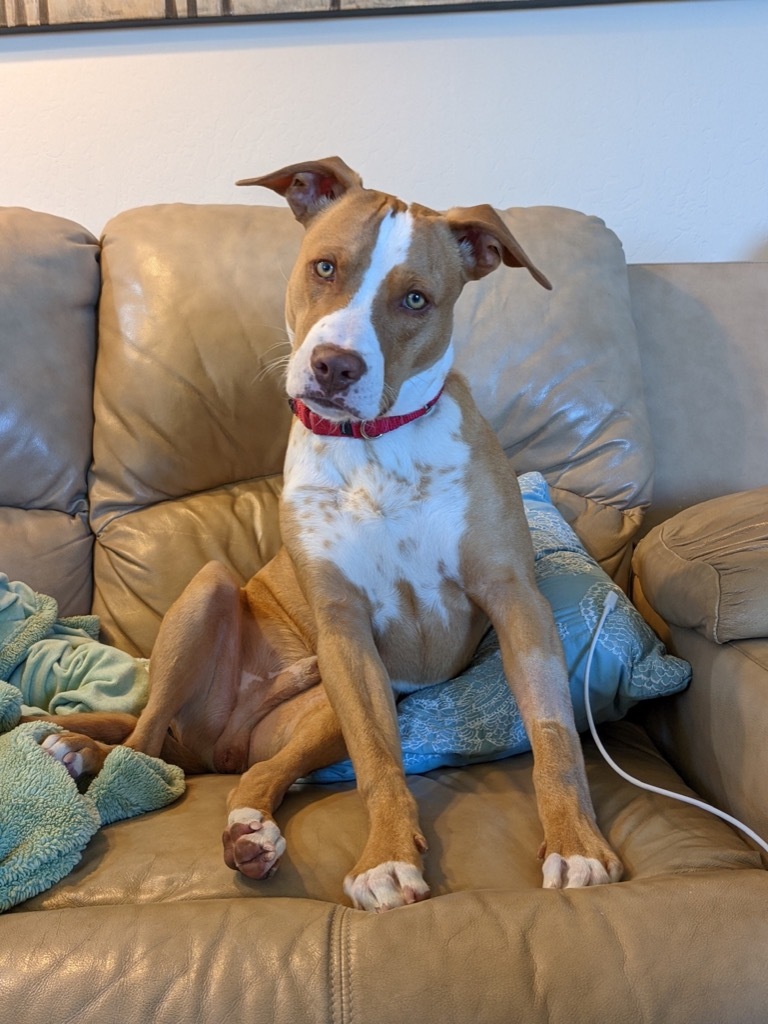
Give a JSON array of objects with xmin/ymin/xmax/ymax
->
[{"xmin": 1, "ymin": 201, "xmax": 767, "ymax": 1023}]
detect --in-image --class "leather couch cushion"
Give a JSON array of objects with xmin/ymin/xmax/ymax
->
[
  {"xmin": 0, "ymin": 208, "xmax": 100, "ymax": 616},
  {"xmin": 628, "ymin": 262, "xmax": 768, "ymax": 535},
  {"xmin": 633, "ymin": 487, "xmax": 768, "ymax": 643},
  {"xmin": 0, "ymin": 508, "xmax": 93, "ymax": 617},
  {"xmin": 10, "ymin": 722, "xmax": 766, "ymax": 1024},
  {"xmin": 454, "ymin": 206, "xmax": 653, "ymax": 581},
  {"xmin": 17, "ymin": 722, "xmax": 760, "ymax": 909},
  {"xmin": 91, "ymin": 205, "xmax": 301, "ymax": 653},
  {"xmin": 640, "ymin": 625, "xmax": 768, "ymax": 843}
]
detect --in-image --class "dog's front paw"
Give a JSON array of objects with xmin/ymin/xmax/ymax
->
[
  {"xmin": 344, "ymin": 861, "xmax": 430, "ymax": 912},
  {"xmin": 541, "ymin": 852, "xmax": 623, "ymax": 889},
  {"xmin": 538, "ymin": 813, "xmax": 623, "ymax": 890},
  {"xmin": 40, "ymin": 730, "xmax": 109, "ymax": 780},
  {"xmin": 223, "ymin": 808, "xmax": 286, "ymax": 879}
]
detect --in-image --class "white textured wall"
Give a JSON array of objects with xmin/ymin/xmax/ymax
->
[{"xmin": 1, "ymin": 0, "xmax": 766, "ymax": 263}]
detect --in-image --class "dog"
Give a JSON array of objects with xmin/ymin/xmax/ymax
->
[{"xmin": 38, "ymin": 157, "xmax": 623, "ymax": 911}]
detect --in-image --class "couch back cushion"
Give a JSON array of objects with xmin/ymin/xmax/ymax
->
[
  {"xmin": 90, "ymin": 205, "xmax": 300, "ymax": 654},
  {"xmin": 454, "ymin": 205, "xmax": 652, "ymax": 577},
  {"xmin": 91, "ymin": 203, "xmax": 652, "ymax": 656},
  {"xmin": 628, "ymin": 262, "xmax": 768, "ymax": 535},
  {"xmin": 0, "ymin": 208, "xmax": 100, "ymax": 616}
]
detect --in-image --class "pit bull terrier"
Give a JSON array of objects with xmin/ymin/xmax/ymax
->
[{"xmin": 39, "ymin": 157, "xmax": 623, "ymax": 910}]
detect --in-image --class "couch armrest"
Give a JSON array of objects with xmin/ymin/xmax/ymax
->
[
  {"xmin": 632, "ymin": 489, "xmax": 768, "ymax": 851},
  {"xmin": 633, "ymin": 486, "xmax": 768, "ymax": 644}
]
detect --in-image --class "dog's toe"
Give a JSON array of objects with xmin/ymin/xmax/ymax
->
[
  {"xmin": 344, "ymin": 861, "xmax": 430, "ymax": 912},
  {"xmin": 40, "ymin": 731, "xmax": 107, "ymax": 779},
  {"xmin": 223, "ymin": 808, "xmax": 286, "ymax": 880},
  {"xmin": 542, "ymin": 852, "xmax": 621, "ymax": 889}
]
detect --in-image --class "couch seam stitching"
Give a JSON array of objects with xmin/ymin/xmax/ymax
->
[
  {"xmin": 345, "ymin": 904, "xmax": 353, "ymax": 1024},
  {"xmin": 328, "ymin": 903, "xmax": 351, "ymax": 1024},
  {"xmin": 328, "ymin": 904, "xmax": 340, "ymax": 1024},
  {"xmin": 724, "ymin": 639, "xmax": 768, "ymax": 673},
  {"xmin": 713, "ymin": 567, "xmax": 723, "ymax": 644}
]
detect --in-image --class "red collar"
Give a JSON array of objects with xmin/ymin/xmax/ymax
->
[{"xmin": 289, "ymin": 388, "xmax": 444, "ymax": 439}]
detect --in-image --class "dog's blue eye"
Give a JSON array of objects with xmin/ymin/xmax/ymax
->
[
  {"xmin": 315, "ymin": 260, "xmax": 335, "ymax": 280},
  {"xmin": 404, "ymin": 291, "xmax": 428, "ymax": 311}
]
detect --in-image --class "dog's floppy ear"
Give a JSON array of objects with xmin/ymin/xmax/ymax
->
[
  {"xmin": 237, "ymin": 157, "xmax": 363, "ymax": 226},
  {"xmin": 444, "ymin": 205, "xmax": 552, "ymax": 290}
]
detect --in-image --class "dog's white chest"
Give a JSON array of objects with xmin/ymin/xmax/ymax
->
[{"xmin": 283, "ymin": 396, "xmax": 471, "ymax": 632}]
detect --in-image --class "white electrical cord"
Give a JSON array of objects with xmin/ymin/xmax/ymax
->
[{"xmin": 584, "ymin": 591, "xmax": 768, "ymax": 857}]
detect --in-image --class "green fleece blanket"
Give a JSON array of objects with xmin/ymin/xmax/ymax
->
[
  {"xmin": 0, "ymin": 575, "xmax": 183, "ymax": 913},
  {"xmin": 0, "ymin": 573, "xmax": 150, "ymax": 722}
]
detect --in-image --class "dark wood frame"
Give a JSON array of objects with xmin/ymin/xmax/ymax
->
[{"xmin": 0, "ymin": 0, "xmax": 691, "ymax": 36}]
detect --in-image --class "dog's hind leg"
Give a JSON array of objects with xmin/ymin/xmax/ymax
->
[
  {"xmin": 28, "ymin": 712, "xmax": 207, "ymax": 777},
  {"xmin": 124, "ymin": 560, "xmax": 244, "ymax": 761},
  {"xmin": 27, "ymin": 712, "xmax": 138, "ymax": 780},
  {"xmin": 22, "ymin": 711, "xmax": 138, "ymax": 743},
  {"xmin": 223, "ymin": 688, "xmax": 346, "ymax": 880}
]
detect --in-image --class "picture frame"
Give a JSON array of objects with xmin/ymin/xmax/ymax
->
[{"xmin": 0, "ymin": 0, "xmax": 681, "ymax": 36}]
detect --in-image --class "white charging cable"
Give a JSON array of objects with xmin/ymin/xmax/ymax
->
[{"xmin": 585, "ymin": 591, "xmax": 768, "ymax": 857}]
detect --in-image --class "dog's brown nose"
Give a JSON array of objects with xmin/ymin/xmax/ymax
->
[{"xmin": 311, "ymin": 344, "xmax": 366, "ymax": 394}]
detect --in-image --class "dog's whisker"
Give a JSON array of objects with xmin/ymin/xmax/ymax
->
[
  {"xmin": 255, "ymin": 354, "xmax": 292, "ymax": 384},
  {"xmin": 249, "ymin": 323, "xmax": 291, "ymax": 339},
  {"xmin": 260, "ymin": 339, "xmax": 292, "ymax": 358},
  {"xmin": 380, "ymin": 382, "xmax": 398, "ymax": 413}
]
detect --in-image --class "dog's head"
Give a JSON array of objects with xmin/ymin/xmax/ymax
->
[{"xmin": 238, "ymin": 157, "xmax": 550, "ymax": 423}]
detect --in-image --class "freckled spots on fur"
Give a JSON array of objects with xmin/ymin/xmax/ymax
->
[
  {"xmin": 417, "ymin": 472, "xmax": 433, "ymax": 499},
  {"xmin": 287, "ymin": 394, "xmax": 472, "ymax": 642},
  {"xmin": 345, "ymin": 487, "xmax": 384, "ymax": 522},
  {"xmin": 398, "ymin": 537, "xmax": 417, "ymax": 558}
]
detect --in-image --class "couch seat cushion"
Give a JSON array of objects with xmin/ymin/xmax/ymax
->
[
  {"xmin": 7, "ymin": 721, "xmax": 767, "ymax": 1024},
  {"xmin": 15, "ymin": 721, "xmax": 760, "ymax": 912}
]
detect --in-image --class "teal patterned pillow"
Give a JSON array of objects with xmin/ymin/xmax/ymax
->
[{"xmin": 310, "ymin": 472, "xmax": 690, "ymax": 782}]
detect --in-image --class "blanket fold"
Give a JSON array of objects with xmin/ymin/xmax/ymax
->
[
  {"xmin": 0, "ymin": 688, "xmax": 185, "ymax": 913},
  {"xmin": 0, "ymin": 573, "xmax": 148, "ymax": 717},
  {"xmin": 0, "ymin": 573, "xmax": 184, "ymax": 913}
]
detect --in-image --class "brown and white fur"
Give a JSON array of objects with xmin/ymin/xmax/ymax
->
[{"xmin": 38, "ymin": 158, "xmax": 622, "ymax": 911}]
